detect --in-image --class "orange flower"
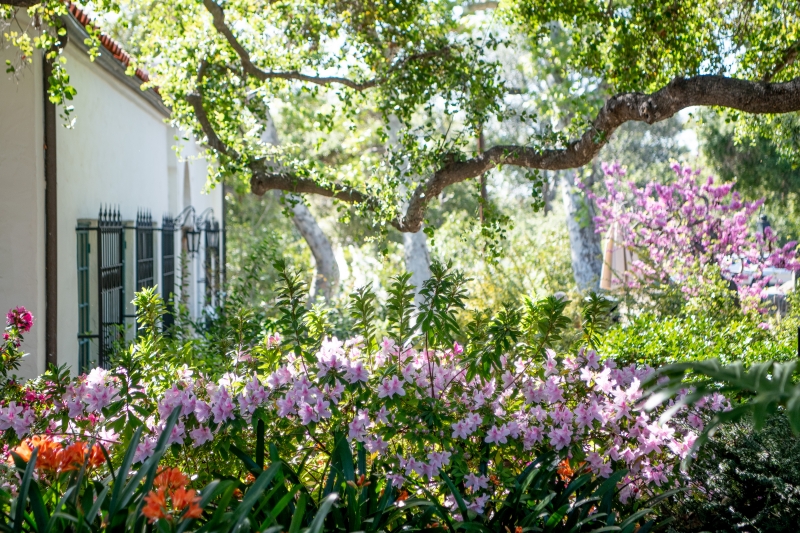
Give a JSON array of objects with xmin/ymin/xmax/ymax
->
[
  {"xmin": 244, "ymin": 472, "xmax": 256, "ymax": 485},
  {"xmin": 30, "ymin": 436, "xmax": 61, "ymax": 472},
  {"xmin": 397, "ymin": 489, "xmax": 409, "ymax": 501},
  {"xmin": 11, "ymin": 440, "xmax": 33, "ymax": 462},
  {"xmin": 154, "ymin": 467, "xmax": 189, "ymax": 491},
  {"xmin": 59, "ymin": 442, "xmax": 88, "ymax": 472},
  {"xmin": 88, "ymin": 444, "xmax": 105, "ymax": 468},
  {"xmin": 556, "ymin": 459, "xmax": 575, "ymax": 482},
  {"xmin": 173, "ymin": 487, "xmax": 203, "ymax": 519},
  {"xmin": 142, "ymin": 488, "xmax": 168, "ymax": 523}
]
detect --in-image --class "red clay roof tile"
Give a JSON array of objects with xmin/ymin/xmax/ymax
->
[{"xmin": 66, "ymin": 2, "xmax": 152, "ymax": 86}]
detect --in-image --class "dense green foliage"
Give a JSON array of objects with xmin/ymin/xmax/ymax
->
[
  {"xmin": 664, "ymin": 414, "xmax": 800, "ymax": 533},
  {"xmin": 5, "ymin": 0, "xmax": 799, "ymax": 237},
  {"xmin": 602, "ymin": 279, "xmax": 798, "ymax": 368}
]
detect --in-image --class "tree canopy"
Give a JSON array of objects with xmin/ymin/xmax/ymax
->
[{"xmin": 4, "ymin": 0, "xmax": 800, "ymax": 233}]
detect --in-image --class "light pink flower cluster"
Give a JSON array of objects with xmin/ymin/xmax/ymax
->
[
  {"xmin": 586, "ymin": 162, "xmax": 800, "ymax": 309},
  {"xmin": 4, "ymin": 327, "xmax": 729, "ymax": 511},
  {"xmin": 61, "ymin": 367, "xmax": 121, "ymax": 416},
  {"xmin": 117, "ymin": 336, "xmax": 727, "ymax": 510},
  {"xmin": 0, "ymin": 401, "xmax": 36, "ymax": 437}
]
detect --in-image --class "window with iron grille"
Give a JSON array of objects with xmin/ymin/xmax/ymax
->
[
  {"xmin": 98, "ymin": 207, "xmax": 125, "ymax": 369},
  {"xmin": 204, "ymin": 219, "xmax": 221, "ymax": 308},
  {"xmin": 135, "ymin": 210, "xmax": 155, "ymax": 291},
  {"xmin": 76, "ymin": 225, "xmax": 93, "ymax": 373},
  {"xmin": 162, "ymin": 214, "xmax": 176, "ymax": 330}
]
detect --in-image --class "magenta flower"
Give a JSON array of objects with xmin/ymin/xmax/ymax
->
[
  {"xmin": 586, "ymin": 163, "xmax": 800, "ymax": 311},
  {"xmin": 6, "ymin": 306, "xmax": 34, "ymax": 333}
]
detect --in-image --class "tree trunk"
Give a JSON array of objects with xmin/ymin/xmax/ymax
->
[
  {"xmin": 387, "ymin": 116, "xmax": 433, "ymax": 302},
  {"xmin": 288, "ymin": 197, "xmax": 339, "ymax": 303},
  {"xmin": 561, "ymin": 173, "xmax": 602, "ymax": 291},
  {"xmin": 0, "ymin": 1, "xmax": 40, "ymax": 7},
  {"xmin": 403, "ymin": 229, "xmax": 432, "ymax": 306},
  {"xmin": 260, "ymin": 111, "xmax": 339, "ymax": 302}
]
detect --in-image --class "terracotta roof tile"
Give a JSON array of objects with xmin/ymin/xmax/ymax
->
[{"xmin": 66, "ymin": 2, "xmax": 152, "ymax": 85}]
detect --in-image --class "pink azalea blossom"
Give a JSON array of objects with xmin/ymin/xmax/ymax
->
[
  {"xmin": 548, "ymin": 425, "xmax": 572, "ymax": 450},
  {"xmin": 464, "ymin": 473, "xmax": 489, "ymax": 492},
  {"xmin": 485, "ymin": 424, "xmax": 510, "ymax": 444},
  {"xmin": 190, "ymin": 425, "xmax": 213, "ymax": 446},
  {"xmin": 377, "ymin": 376, "xmax": 405, "ymax": 399}
]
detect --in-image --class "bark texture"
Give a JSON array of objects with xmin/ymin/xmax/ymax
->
[
  {"xmin": 0, "ymin": 0, "xmax": 40, "ymax": 6},
  {"xmin": 259, "ymin": 109, "xmax": 340, "ymax": 302},
  {"xmin": 403, "ymin": 230, "xmax": 433, "ymax": 306},
  {"xmin": 561, "ymin": 174, "xmax": 602, "ymax": 291},
  {"xmin": 288, "ymin": 197, "xmax": 340, "ymax": 303}
]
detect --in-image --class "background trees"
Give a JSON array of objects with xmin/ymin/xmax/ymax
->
[{"xmin": 3, "ymin": 0, "xmax": 800, "ymax": 300}]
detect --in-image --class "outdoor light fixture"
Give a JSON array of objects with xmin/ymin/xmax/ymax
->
[
  {"xmin": 186, "ymin": 227, "xmax": 202, "ymax": 255},
  {"xmin": 205, "ymin": 218, "xmax": 220, "ymax": 250},
  {"xmin": 173, "ymin": 206, "xmax": 217, "ymax": 256},
  {"xmin": 174, "ymin": 206, "xmax": 201, "ymax": 255}
]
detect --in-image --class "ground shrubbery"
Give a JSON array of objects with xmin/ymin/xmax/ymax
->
[
  {"xmin": 4, "ymin": 164, "xmax": 800, "ymax": 531},
  {"xmin": 1, "ymin": 260, "xmax": 734, "ymax": 532},
  {"xmin": 663, "ymin": 413, "xmax": 800, "ymax": 532}
]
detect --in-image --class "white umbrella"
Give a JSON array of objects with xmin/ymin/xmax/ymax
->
[{"xmin": 600, "ymin": 221, "xmax": 637, "ymax": 290}]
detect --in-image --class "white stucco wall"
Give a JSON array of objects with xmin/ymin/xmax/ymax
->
[
  {"xmin": 54, "ymin": 45, "xmax": 222, "ymax": 375},
  {"xmin": 55, "ymin": 44, "xmax": 172, "ymax": 374},
  {"xmin": 0, "ymin": 50, "xmax": 46, "ymax": 378},
  {"xmin": 1, "ymin": 27, "xmax": 222, "ymax": 379}
]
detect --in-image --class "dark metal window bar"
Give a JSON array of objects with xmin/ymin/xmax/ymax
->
[
  {"xmin": 204, "ymin": 218, "xmax": 221, "ymax": 308},
  {"xmin": 97, "ymin": 206, "xmax": 125, "ymax": 369},
  {"xmin": 162, "ymin": 214, "xmax": 176, "ymax": 330},
  {"xmin": 135, "ymin": 210, "xmax": 155, "ymax": 291},
  {"xmin": 76, "ymin": 225, "xmax": 92, "ymax": 373}
]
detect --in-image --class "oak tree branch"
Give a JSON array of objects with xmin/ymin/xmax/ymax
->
[{"xmin": 189, "ymin": 52, "xmax": 800, "ymax": 233}]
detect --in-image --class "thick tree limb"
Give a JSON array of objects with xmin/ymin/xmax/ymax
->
[
  {"xmin": 192, "ymin": 68, "xmax": 800, "ymax": 233},
  {"xmin": 465, "ymin": 2, "xmax": 499, "ymax": 13},
  {"xmin": 394, "ymin": 74, "xmax": 800, "ymax": 232}
]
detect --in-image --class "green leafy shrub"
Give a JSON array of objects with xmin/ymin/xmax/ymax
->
[
  {"xmin": 663, "ymin": 414, "xmax": 800, "ymax": 533},
  {"xmin": 2, "ymin": 261, "xmax": 700, "ymax": 531}
]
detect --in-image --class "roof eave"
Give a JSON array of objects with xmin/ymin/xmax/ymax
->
[{"xmin": 61, "ymin": 11, "xmax": 170, "ymax": 118}]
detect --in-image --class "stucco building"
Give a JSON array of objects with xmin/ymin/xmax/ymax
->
[{"xmin": 0, "ymin": 4, "xmax": 224, "ymax": 378}]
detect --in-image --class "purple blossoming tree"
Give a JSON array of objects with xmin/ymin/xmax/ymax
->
[{"xmin": 586, "ymin": 162, "xmax": 800, "ymax": 310}]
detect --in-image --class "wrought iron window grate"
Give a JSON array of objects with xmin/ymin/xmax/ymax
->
[
  {"xmin": 135, "ymin": 210, "xmax": 155, "ymax": 291},
  {"xmin": 161, "ymin": 214, "xmax": 176, "ymax": 330},
  {"xmin": 98, "ymin": 206, "xmax": 125, "ymax": 369},
  {"xmin": 76, "ymin": 226, "xmax": 92, "ymax": 373}
]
